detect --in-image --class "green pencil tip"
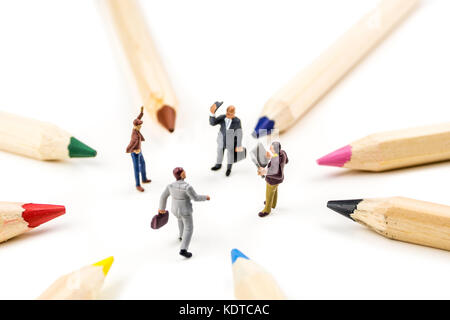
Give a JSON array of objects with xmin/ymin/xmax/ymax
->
[{"xmin": 68, "ymin": 137, "xmax": 97, "ymax": 158}]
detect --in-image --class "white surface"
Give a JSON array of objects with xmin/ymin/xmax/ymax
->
[{"xmin": 0, "ymin": 0, "xmax": 449, "ymax": 300}]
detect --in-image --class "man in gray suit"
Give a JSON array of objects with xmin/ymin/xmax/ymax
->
[
  {"xmin": 158, "ymin": 167, "xmax": 210, "ymax": 258},
  {"xmin": 209, "ymin": 102, "xmax": 244, "ymax": 176}
]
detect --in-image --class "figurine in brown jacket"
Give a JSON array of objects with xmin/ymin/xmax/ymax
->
[{"xmin": 126, "ymin": 106, "xmax": 151, "ymax": 192}]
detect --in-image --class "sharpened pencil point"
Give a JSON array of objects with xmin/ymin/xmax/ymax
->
[
  {"xmin": 317, "ymin": 145, "xmax": 352, "ymax": 167},
  {"xmin": 68, "ymin": 137, "xmax": 97, "ymax": 158},
  {"xmin": 21, "ymin": 203, "xmax": 65, "ymax": 228},
  {"xmin": 93, "ymin": 256, "xmax": 114, "ymax": 276},
  {"xmin": 157, "ymin": 105, "xmax": 176, "ymax": 133},
  {"xmin": 253, "ymin": 116, "xmax": 275, "ymax": 138},
  {"xmin": 231, "ymin": 248, "xmax": 249, "ymax": 264},
  {"xmin": 327, "ymin": 199, "xmax": 363, "ymax": 220}
]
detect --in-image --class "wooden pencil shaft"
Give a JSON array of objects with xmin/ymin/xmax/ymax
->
[
  {"xmin": 265, "ymin": 0, "xmax": 419, "ymax": 132},
  {"xmin": 0, "ymin": 202, "xmax": 28, "ymax": 243},
  {"xmin": 354, "ymin": 197, "xmax": 450, "ymax": 251},
  {"xmin": 0, "ymin": 111, "xmax": 71, "ymax": 160},
  {"xmin": 38, "ymin": 265, "xmax": 105, "ymax": 300},
  {"xmin": 105, "ymin": 0, "xmax": 177, "ymax": 116},
  {"xmin": 233, "ymin": 259, "xmax": 285, "ymax": 300},
  {"xmin": 349, "ymin": 123, "xmax": 450, "ymax": 171}
]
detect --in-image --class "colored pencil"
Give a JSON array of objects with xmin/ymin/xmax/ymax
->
[
  {"xmin": 105, "ymin": 0, "xmax": 177, "ymax": 132},
  {"xmin": 317, "ymin": 123, "xmax": 450, "ymax": 172},
  {"xmin": 231, "ymin": 249, "xmax": 285, "ymax": 300},
  {"xmin": 0, "ymin": 111, "xmax": 96, "ymax": 160},
  {"xmin": 327, "ymin": 197, "xmax": 450, "ymax": 251},
  {"xmin": 0, "ymin": 202, "xmax": 65, "ymax": 243},
  {"xmin": 252, "ymin": 0, "xmax": 419, "ymax": 137},
  {"xmin": 38, "ymin": 256, "xmax": 114, "ymax": 300}
]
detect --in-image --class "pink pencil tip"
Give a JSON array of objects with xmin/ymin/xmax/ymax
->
[{"xmin": 317, "ymin": 145, "xmax": 352, "ymax": 167}]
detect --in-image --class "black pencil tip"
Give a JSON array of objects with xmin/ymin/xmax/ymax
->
[{"xmin": 327, "ymin": 199, "xmax": 363, "ymax": 220}]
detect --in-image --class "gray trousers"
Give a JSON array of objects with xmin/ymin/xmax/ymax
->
[
  {"xmin": 216, "ymin": 146, "xmax": 233, "ymax": 166},
  {"xmin": 177, "ymin": 214, "xmax": 193, "ymax": 251}
]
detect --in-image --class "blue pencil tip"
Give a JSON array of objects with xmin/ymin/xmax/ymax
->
[
  {"xmin": 231, "ymin": 248, "xmax": 249, "ymax": 264},
  {"xmin": 253, "ymin": 116, "xmax": 275, "ymax": 138}
]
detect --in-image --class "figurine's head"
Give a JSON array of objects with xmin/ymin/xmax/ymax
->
[
  {"xmin": 133, "ymin": 118, "xmax": 143, "ymax": 129},
  {"xmin": 226, "ymin": 106, "xmax": 236, "ymax": 119},
  {"xmin": 173, "ymin": 167, "xmax": 185, "ymax": 180},
  {"xmin": 271, "ymin": 141, "xmax": 281, "ymax": 155}
]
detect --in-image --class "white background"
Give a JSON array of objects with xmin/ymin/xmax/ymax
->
[{"xmin": 0, "ymin": 0, "xmax": 449, "ymax": 300}]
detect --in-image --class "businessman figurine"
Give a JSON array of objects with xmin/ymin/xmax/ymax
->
[
  {"xmin": 209, "ymin": 102, "xmax": 244, "ymax": 176},
  {"xmin": 158, "ymin": 167, "xmax": 210, "ymax": 258},
  {"xmin": 126, "ymin": 106, "xmax": 151, "ymax": 192}
]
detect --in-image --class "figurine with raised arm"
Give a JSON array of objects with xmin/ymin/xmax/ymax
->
[
  {"xmin": 126, "ymin": 106, "xmax": 151, "ymax": 192},
  {"xmin": 257, "ymin": 142, "xmax": 289, "ymax": 217},
  {"xmin": 209, "ymin": 102, "xmax": 244, "ymax": 177},
  {"xmin": 158, "ymin": 167, "xmax": 210, "ymax": 258}
]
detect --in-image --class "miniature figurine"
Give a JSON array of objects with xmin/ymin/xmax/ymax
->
[
  {"xmin": 257, "ymin": 141, "xmax": 289, "ymax": 217},
  {"xmin": 209, "ymin": 102, "xmax": 244, "ymax": 176},
  {"xmin": 158, "ymin": 167, "xmax": 210, "ymax": 258},
  {"xmin": 126, "ymin": 106, "xmax": 151, "ymax": 192}
]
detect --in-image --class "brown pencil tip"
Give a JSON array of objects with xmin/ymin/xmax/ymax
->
[{"xmin": 157, "ymin": 105, "xmax": 176, "ymax": 133}]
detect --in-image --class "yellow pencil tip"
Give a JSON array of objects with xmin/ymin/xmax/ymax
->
[{"xmin": 93, "ymin": 256, "xmax": 114, "ymax": 276}]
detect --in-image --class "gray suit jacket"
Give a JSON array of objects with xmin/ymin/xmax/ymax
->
[
  {"xmin": 209, "ymin": 115, "xmax": 242, "ymax": 149},
  {"xmin": 159, "ymin": 180, "xmax": 207, "ymax": 216}
]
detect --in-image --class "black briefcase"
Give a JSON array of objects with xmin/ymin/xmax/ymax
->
[{"xmin": 234, "ymin": 147, "xmax": 247, "ymax": 163}]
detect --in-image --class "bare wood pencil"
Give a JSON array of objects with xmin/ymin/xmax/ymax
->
[
  {"xmin": 253, "ymin": 0, "xmax": 420, "ymax": 137},
  {"xmin": 105, "ymin": 0, "xmax": 177, "ymax": 132},
  {"xmin": 328, "ymin": 197, "xmax": 450, "ymax": 251},
  {"xmin": 317, "ymin": 122, "xmax": 450, "ymax": 172},
  {"xmin": 0, "ymin": 202, "xmax": 65, "ymax": 243},
  {"xmin": 0, "ymin": 111, "xmax": 96, "ymax": 160},
  {"xmin": 38, "ymin": 257, "xmax": 114, "ymax": 300},
  {"xmin": 231, "ymin": 249, "xmax": 285, "ymax": 300}
]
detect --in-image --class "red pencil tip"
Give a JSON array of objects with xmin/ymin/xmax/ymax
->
[
  {"xmin": 21, "ymin": 203, "xmax": 66, "ymax": 228},
  {"xmin": 317, "ymin": 145, "xmax": 352, "ymax": 167}
]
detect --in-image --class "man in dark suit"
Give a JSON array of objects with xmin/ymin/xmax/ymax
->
[{"xmin": 209, "ymin": 102, "xmax": 243, "ymax": 176}]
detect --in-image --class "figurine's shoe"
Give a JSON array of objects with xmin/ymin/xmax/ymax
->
[
  {"xmin": 225, "ymin": 164, "xmax": 232, "ymax": 176},
  {"xmin": 142, "ymin": 179, "xmax": 152, "ymax": 183},
  {"xmin": 211, "ymin": 164, "xmax": 222, "ymax": 171},
  {"xmin": 178, "ymin": 237, "xmax": 182, "ymax": 241},
  {"xmin": 136, "ymin": 186, "xmax": 145, "ymax": 192},
  {"xmin": 180, "ymin": 249, "xmax": 192, "ymax": 258},
  {"xmin": 258, "ymin": 211, "xmax": 270, "ymax": 217}
]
